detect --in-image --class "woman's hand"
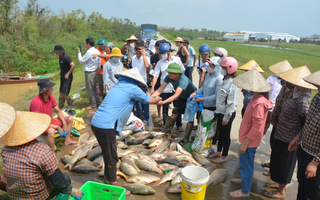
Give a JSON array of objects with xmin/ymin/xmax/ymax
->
[
  {"xmin": 306, "ymin": 161, "xmax": 319, "ymax": 179},
  {"xmin": 288, "ymin": 137, "xmax": 301, "ymax": 151},
  {"xmin": 239, "ymin": 144, "xmax": 247, "ymax": 154},
  {"xmin": 194, "ymin": 97, "xmax": 204, "ymax": 102}
]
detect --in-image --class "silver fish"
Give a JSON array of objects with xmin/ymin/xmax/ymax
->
[
  {"xmin": 207, "ymin": 169, "xmax": 227, "ymax": 186},
  {"xmin": 65, "ymin": 143, "xmax": 93, "ymax": 170}
]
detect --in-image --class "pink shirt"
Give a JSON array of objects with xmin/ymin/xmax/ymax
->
[
  {"xmin": 30, "ymin": 94, "xmax": 57, "ymax": 119},
  {"xmin": 239, "ymin": 94, "xmax": 273, "ymax": 148}
]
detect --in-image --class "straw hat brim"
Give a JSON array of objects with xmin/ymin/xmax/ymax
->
[
  {"xmin": 3, "ymin": 112, "xmax": 51, "ymax": 146},
  {"xmin": 303, "ymin": 70, "xmax": 320, "ymax": 88},
  {"xmin": 239, "ymin": 59, "xmax": 264, "ymax": 73},
  {"xmin": 115, "ymin": 68, "xmax": 147, "ymax": 88},
  {"xmin": 269, "ymin": 60, "xmax": 293, "ymax": 75},
  {"xmin": 0, "ymin": 103, "xmax": 16, "ymax": 139},
  {"xmin": 125, "ymin": 35, "xmax": 138, "ymax": 41},
  {"xmin": 233, "ymin": 68, "xmax": 271, "ymax": 92},
  {"xmin": 174, "ymin": 37, "xmax": 184, "ymax": 42},
  {"xmin": 279, "ymin": 66, "xmax": 318, "ymax": 90}
]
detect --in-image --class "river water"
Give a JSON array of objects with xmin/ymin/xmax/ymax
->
[{"xmin": 0, "ymin": 82, "xmax": 37, "ymax": 104}]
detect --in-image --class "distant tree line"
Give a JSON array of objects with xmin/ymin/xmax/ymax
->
[{"xmin": 0, "ymin": 0, "xmax": 138, "ymax": 73}]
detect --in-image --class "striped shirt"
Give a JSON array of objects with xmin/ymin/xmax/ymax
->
[
  {"xmin": 1, "ymin": 140, "xmax": 58, "ymax": 200},
  {"xmin": 298, "ymin": 94, "xmax": 320, "ymax": 162}
]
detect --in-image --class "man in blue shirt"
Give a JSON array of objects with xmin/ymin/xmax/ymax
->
[
  {"xmin": 184, "ymin": 40, "xmax": 197, "ymax": 82},
  {"xmin": 153, "ymin": 63, "xmax": 197, "ymax": 143},
  {"xmin": 90, "ymin": 68, "xmax": 161, "ymax": 187}
]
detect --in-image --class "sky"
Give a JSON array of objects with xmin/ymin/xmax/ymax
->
[{"xmin": 18, "ymin": 0, "xmax": 320, "ymax": 37}]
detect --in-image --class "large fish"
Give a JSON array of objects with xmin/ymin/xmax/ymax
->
[
  {"xmin": 71, "ymin": 144, "xmax": 86, "ymax": 155},
  {"xmin": 167, "ymin": 183, "xmax": 181, "ymax": 193},
  {"xmin": 149, "ymin": 153, "xmax": 166, "ymax": 162},
  {"xmin": 86, "ymin": 146, "xmax": 102, "ymax": 161},
  {"xmin": 71, "ymin": 164, "xmax": 100, "ymax": 173},
  {"xmin": 65, "ymin": 143, "xmax": 93, "ymax": 170},
  {"xmin": 120, "ymin": 162, "xmax": 138, "ymax": 176},
  {"xmin": 135, "ymin": 160, "xmax": 164, "ymax": 175},
  {"xmin": 207, "ymin": 169, "xmax": 227, "ymax": 186},
  {"xmin": 158, "ymin": 157, "xmax": 184, "ymax": 167},
  {"xmin": 154, "ymin": 140, "xmax": 170, "ymax": 153},
  {"xmin": 168, "ymin": 142, "xmax": 177, "ymax": 151},
  {"xmin": 85, "ymin": 135, "xmax": 97, "ymax": 144},
  {"xmin": 191, "ymin": 152, "xmax": 213, "ymax": 167},
  {"xmin": 116, "ymin": 141, "xmax": 128, "ymax": 149},
  {"xmin": 138, "ymin": 154, "xmax": 158, "ymax": 166},
  {"xmin": 61, "ymin": 155, "xmax": 72, "ymax": 165},
  {"xmin": 171, "ymin": 173, "xmax": 182, "ymax": 185},
  {"xmin": 128, "ymin": 144, "xmax": 146, "ymax": 150},
  {"xmin": 158, "ymin": 163, "xmax": 179, "ymax": 171},
  {"xmin": 155, "ymin": 168, "xmax": 182, "ymax": 186},
  {"xmin": 142, "ymin": 139, "xmax": 152, "ymax": 146},
  {"xmin": 126, "ymin": 153, "xmax": 139, "ymax": 161},
  {"xmin": 75, "ymin": 158, "xmax": 95, "ymax": 166},
  {"xmin": 92, "ymin": 155, "xmax": 104, "ymax": 168},
  {"xmin": 175, "ymin": 154, "xmax": 201, "ymax": 166},
  {"xmin": 137, "ymin": 148, "xmax": 155, "ymax": 155},
  {"xmin": 126, "ymin": 133, "xmax": 152, "ymax": 145},
  {"xmin": 78, "ymin": 132, "xmax": 91, "ymax": 145},
  {"xmin": 121, "ymin": 156, "xmax": 140, "ymax": 172},
  {"xmin": 133, "ymin": 131, "xmax": 150, "ymax": 138},
  {"xmin": 121, "ymin": 129, "xmax": 133, "ymax": 137},
  {"xmin": 166, "ymin": 151, "xmax": 181, "ymax": 157},
  {"xmin": 123, "ymin": 183, "xmax": 156, "ymax": 195},
  {"xmin": 206, "ymin": 165, "xmax": 216, "ymax": 174},
  {"xmin": 117, "ymin": 149, "xmax": 136, "ymax": 157},
  {"xmin": 148, "ymin": 139, "xmax": 163, "ymax": 148},
  {"xmin": 126, "ymin": 174, "xmax": 160, "ymax": 184},
  {"xmin": 176, "ymin": 143, "xmax": 192, "ymax": 157}
]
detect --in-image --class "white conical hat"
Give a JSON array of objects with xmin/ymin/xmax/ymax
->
[
  {"xmin": 269, "ymin": 60, "xmax": 293, "ymax": 75},
  {"xmin": 279, "ymin": 66, "xmax": 318, "ymax": 90},
  {"xmin": 3, "ymin": 111, "xmax": 51, "ymax": 146},
  {"xmin": 0, "ymin": 102, "xmax": 16, "ymax": 139},
  {"xmin": 125, "ymin": 35, "xmax": 138, "ymax": 41},
  {"xmin": 233, "ymin": 68, "xmax": 271, "ymax": 92},
  {"xmin": 303, "ymin": 70, "xmax": 320, "ymax": 88},
  {"xmin": 115, "ymin": 68, "xmax": 147, "ymax": 88}
]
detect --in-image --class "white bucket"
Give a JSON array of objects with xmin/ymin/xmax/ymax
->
[{"xmin": 181, "ymin": 166, "xmax": 209, "ymax": 200}]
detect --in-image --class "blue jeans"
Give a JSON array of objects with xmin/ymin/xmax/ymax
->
[
  {"xmin": 135, "ymin": 88, "xmax": 149, "ymax": 122},
  {"xmin": 239, "ymin": 147, "xmax": 257, "ymax": 194}
]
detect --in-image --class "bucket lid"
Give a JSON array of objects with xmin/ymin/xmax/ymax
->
[{"xmin": 181, "ymin": 166, "xmax": 209, "ymax": 186}]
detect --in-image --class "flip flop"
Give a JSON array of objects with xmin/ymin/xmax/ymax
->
[
  {"xmin": 143, "ymin": 120, "xmax": 149, "ymax": 126},
  {"xmin": 264, "ymin": 191, "xmax": 286, "ymax": 198},
  {"xmin": 266, "ymin": 182, "xmax": 280, "ymax": 188},
  {"xmin": 213, "ymin": 158, "xmax": 227, "ymax": 163},
  {"xmin": 261, "ymin": 163, "xmax": 270, "ymax": 168},
  {"xmin": 263, "ymin": 169, "xmax": 270, "ymax": 176},
  {"xmin": 229, "ymin": 190, "xmax": 250, "ymax": 198}
]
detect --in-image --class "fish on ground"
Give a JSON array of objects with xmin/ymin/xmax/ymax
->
[
  {"xmin": 149, "ymin": 152, "xmax": 166, "ymax": 162},
  {"xmin": 65, "ymin": 143, "xmax": 93, "ymax": 170},
  {"xmin": 92, "ymin": 155, "xmax": 104, "ymax": 168},
  {"xmin": 123, "ymin": 183, "xmax": 156, "ymax": 195},
  {"xmin": 117, "ymin": 149, "xmax": 136, "ymax": 157},
  {"xmin": 121, "ymin": 156, "xmax": 140, "ymax": 172},
  {"xmin": 155, "ymin": 168, "xmax": 182, "ymax": 186},
  {"xmin": 126, "ymin": 133, "xmax": 152, "ymax": 145},
  {"xmin": 117, "ymin": 141, "xmax": 128, "ymax": 149},
  {"xmin": 78, "ymin": 132, "xmax": 91, "ymax": 145},
  {"xmin": 207, "ymin": 169, "xmax": 227, "ymax": 186},
  {"xmin": 120, "ymin": 162, "xmax": 138, "ymax": 176},
  {"xmin": 135, "ymin": 159, "xmax": 164, "ymax": 175},
  {"xmin": 71, "ymin": 164, "xmax": 100, "ymax": 173},
  {"xmin": 154, "ymin": 140, "xmax": 171, "ymax": 153},
  {"xmin": 191, "ymin": 151, "xmax": 213, "ymax": 167},
  {"xmin": 158, "ymin": 163, "xmax": 179, "ymax": 171},
  {"xmin": 86, "ymin": 146, "xmax": 102, "ymax": 161},
  {"xmin": 171, "ymin": 173, "xmax": 182, "ymax": 185},
  {"xmin": 126, "ymin": 174, "xmax": 160, "ymax": 184},
  {"xmin": 121, "ymin": 130, "xmax": 133, "ymax": 137},
  {"xmin": 137, "ymin": 148, "xmax": 155, "ymax": 155},
  {"xmin": 158, "ymin": 157, "xmax": 184, "ymax": 167},
  {"xmin": 75, "ymin": 158, "xmax": 95, "ymax": 166},
  {"xmin": 167, "ymin": 183, "xmax": 181, "ymax": 193},
  {"xmin": 148, "ymin": 139, "xmax": 163, "ymax": 148}
]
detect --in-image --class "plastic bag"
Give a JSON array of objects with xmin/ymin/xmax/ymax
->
[
  {"xmin": 183, "ymin": 94, "xmax": 203, "ymax": 121},
  {"xmin": 191, "ymin": 109, "xmax": 217, "ymax": 157},
  {"xmin": 123, "ymin": 112, "xmax": 145, "ymax": 132}
]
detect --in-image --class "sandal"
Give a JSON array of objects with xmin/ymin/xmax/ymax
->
[
  {"xmin": 261, "ymin": 163, "xmax": 270, "ymax": 168},
  {"xmin": 213, "ymin": 157, "xmax": 227, "ymax": 163},
  {"xmin": 266, "ymin": 182, "xmax": 280, "ymax": 188},
  {"xmin": 159, "ymin": 120, "xmax": 164, "ymax": 126},
  {"xmin": 263, "ymin": 169, "xmax": 270, "ymax": 176},
  {"xmin": 193, "ymin": 126, "xmax": 198, "ymax": 130},
  {"xmin": 153, "ymin": 117, "xmax": 161, "ymax": 123},
  {"xmin": 264, "ymin": 191, "xmax": 286, "ymax": 198},
  {"xmin": 229, "ymin": 190, "xmax": 249, "ymax": 198}
]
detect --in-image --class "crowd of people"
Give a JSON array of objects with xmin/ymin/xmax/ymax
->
[{"xmin": 0, "ymin": 34, "xmax": 319, "ymax": 200}]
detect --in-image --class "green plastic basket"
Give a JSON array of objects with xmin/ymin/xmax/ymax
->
[{"xmin": 70, "ymin": 181, "xmax": 126, "ymax": 200}]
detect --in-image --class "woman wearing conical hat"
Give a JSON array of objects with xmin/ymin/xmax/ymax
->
[
  {"xmin": 229, "ymin": 69, "xmax": 273, "ymax": 198},
  {"xmin": 0, "ymin": 103, "xmax": 83, "ymax": 199},
  {"xmin": 288, "ymin": 70, "xmax": 320, "ymax": 200},
  {"xmin": 266, "ymin": 66, "xmax": 317, "ymax": 198}
]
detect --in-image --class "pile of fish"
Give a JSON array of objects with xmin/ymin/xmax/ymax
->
[{"xmin": 61, "ymin": 130, "xmax": 227, "ymax": 195}]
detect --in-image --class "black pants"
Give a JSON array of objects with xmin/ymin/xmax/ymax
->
[
  {"xmin": 185, "ymin": 67, "xmax": 193, "ymax": 82},
  {"xmin": 269, "ymin": 125, "xmax": 277, "ymax": 150},
  {"xmin": 46, "ymin": 173, "xmax": 71, "ymax": 200},
  {"xmin": 91, "ymin": 125, "xmax": 118, "ymax": 183},
  {"xmin": 60, "ymin": 73, "xmax": 73, "ymax": 95},
  {"xmin": 160, "ymin": 93, "xmax": 181, "ymax": 127},
  {"xmin": 297, "ymin": 145, "xmax": 320, "ymax": 200},
  {"xmin": 217, "ymin": 112, "xmax": 236, "ymax": 157}
]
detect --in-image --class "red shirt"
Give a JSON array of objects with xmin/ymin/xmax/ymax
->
[
  {"xmin": 239, "ymin": 94, "xmax": 273, "ymax": 148},
  {"xmin": 30, "ymin": 94, "xmax": 57, "ymax": 119}
]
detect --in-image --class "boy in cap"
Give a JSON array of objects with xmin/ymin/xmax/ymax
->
[
  {"xmin": 52, "ymin": 45, "xmax": 76, "ymax": 109},
  {"xmin": 153, "ymin": 63, "xmax": 197, "ymax": 143},
  {"xmin": 30, "ymin": 79, "xmax": 77, "ymax": 151}
]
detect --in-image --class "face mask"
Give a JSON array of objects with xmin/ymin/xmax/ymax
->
[
  {"xmin": 220, "ymin": 68, "xmax": 227, "ymax": 76},
  {"xmin": 111, "ymin": 57, "xmax": 121, "ymax": 63},
  {"xmin": 129, "ymin": 42, "xmax": 135, "ymax": 48},
  {"xmin": 161, "ymin": 53, "xmax": 168, "ymax": 60}
]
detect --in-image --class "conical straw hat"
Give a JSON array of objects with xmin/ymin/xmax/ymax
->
[
  {"xmin": 174, "ymin": 37, "xmax": 184, "ymax": 42},
  {"xmin": 115, "ymin": 68, "xmax": 147, "ymax": 88},
  {"xmin": 269, "ymin": 60, "xmax": 293, "ymax": 75},
  {"xmin": 233, "ymin": 68, "xmax": 271, "ymax": 92},
  {"xmin": 239, "ymin": 59, "xmax": 265, "ymax": 73},
  {"xmin": 279, "ymin": 66, "xmax": 318, "ymax": 90},
  {"xmin": 3, "ymin": 111, "xmax": 51, "ymax": 146},
  {"xmin": 303, "ymin": 70, "xmax": 320, "ymax": 88},
  {"xmin": 125, "ymin": 35, "xmax": 138, "ymax": 41},
  {"xmin": 0, "ymin": 103, "xmax": 16, "ymax": 139}
]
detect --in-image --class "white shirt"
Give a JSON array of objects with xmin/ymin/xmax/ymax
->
[
  {"xmin": 132, "ymin": 55, "xmax": 150, "ymax": 83},
  {"xmin": 152, "ymin": 56, "xmax": 185, "ymax": 93},
  {"xmin": 148, "ymin": 39, "xmax": 156, "ymax": 54},
  {"xmin": 78, "ymin": 47, "xmax": 101, "ymax": 72}
]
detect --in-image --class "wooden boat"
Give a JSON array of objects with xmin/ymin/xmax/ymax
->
[{"xmin": 0, "ymin": 74, "xmax": 53, "ymax": 84}]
